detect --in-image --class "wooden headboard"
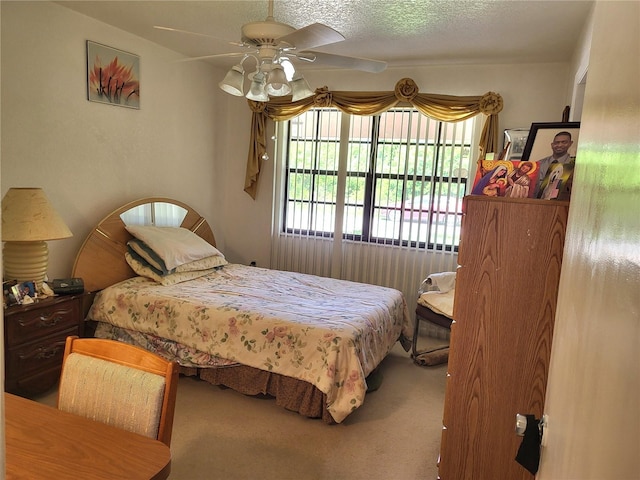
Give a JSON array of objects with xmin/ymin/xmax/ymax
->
[{"xmin": 72, "ymin": 197, "xmax": 216, "ymax": 293}]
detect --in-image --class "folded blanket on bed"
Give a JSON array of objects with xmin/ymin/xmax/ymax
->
[
  {"xmin": 419, "ymin": 271, "xmax": 457, "ymax": 294},
  {"xmin": 418, "ymin": 290, "xmax": 455, "ymax": 318}
]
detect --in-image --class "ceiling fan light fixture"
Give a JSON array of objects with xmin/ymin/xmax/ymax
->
[
  {"xmin": 162, "ymin": 0, "xmax": 387, "ymax": 101},
  {"xmin": 246, "ymin": 72, "xmax": 269, "ymax": 102},
  {"xmin": 290, "ymin": 73, "xmax": 314, "ymax": 102},
  {"xmin": 265, "ymin": 64, "xmax": 291, "ymax": 97},
  {"xmin": 219, "ymin": 64, "xmax": 245, "ymax": 96}
]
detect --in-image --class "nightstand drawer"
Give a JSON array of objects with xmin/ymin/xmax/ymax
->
[
  {"xmin": 10, "ymin": 364, "xmax": 65, "ymax": 397},
  {"xmin": 5, "ymin": 327, "xmax": 76, "ymax": 379},
  {"xmin": 5, "ymin": 298, "xmax": 81, "ymax": 346}
]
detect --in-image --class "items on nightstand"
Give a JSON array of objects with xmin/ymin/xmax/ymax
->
[
  {"xmin": 41, "ymin": 281, "xmax": 55, "ymax": 297},
  {"xmin": 3, "ymin": 280, "xmax": 38, "ymax": 306},
  {"xmin": 50, "ymin": 278, "xmax": 85, "ymax": 295}
]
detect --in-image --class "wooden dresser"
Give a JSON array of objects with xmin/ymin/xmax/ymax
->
[
  {"xmin": 4, "ymin": 293, "xmax": 86, "ymax": 396},
  {"xmin": 438, "ymin": 196, "xmax": 569, "ymax": 480}
]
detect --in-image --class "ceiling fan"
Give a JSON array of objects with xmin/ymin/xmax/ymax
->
[{"xmin": 155, "ymin": 0, "xmax": 387, "ymax": 101}]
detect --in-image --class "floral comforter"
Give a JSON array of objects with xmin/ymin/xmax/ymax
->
[{"xmin": 88, "ymin": 264, "xmax": 412, "ymax": 423}]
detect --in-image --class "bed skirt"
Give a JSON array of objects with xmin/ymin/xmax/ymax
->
[
  {"xmin": 91, "ymin": 321, "xmax": 335, "ymax": 423},
  {"xmin": 192, "ymin": 365, "xmax": 334, "ymax": 424}
]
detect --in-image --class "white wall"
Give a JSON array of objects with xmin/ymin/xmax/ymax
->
[
  {"xmin": 567, "ymin": 3, "xmax": 595, "ymax": 122},
  {"xmin": 0, "ymin": 1, "xmax": 246, "ymax": 278},
  {"xmin": 538, "ymin": 1, "xmax": 640, "ymax": 478},
  {"xmin": 301, "ymin": 61, "xmax": 572, "ymax": 130}
]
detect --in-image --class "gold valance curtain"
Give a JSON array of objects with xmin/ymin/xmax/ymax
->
[{"xmin": 244, "ymin": 78, "xmax": 503, "ymax": 198}]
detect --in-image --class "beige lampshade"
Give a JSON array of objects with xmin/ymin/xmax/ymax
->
[
  {"xmin": 2, "ymin": 188, "xmax": 72, "ymax": 241},
  {"xmin": 2, "ymin": 188, "xmax": 72, "ymax": 284}
]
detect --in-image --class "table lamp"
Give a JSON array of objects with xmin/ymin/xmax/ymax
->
[{"xmin": 2, "ymin": 188, "xmax": 73, "ymax": 287}]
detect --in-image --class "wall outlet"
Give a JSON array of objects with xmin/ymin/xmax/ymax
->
[{"xmin": 540, "ymin": 414, "xmax": 549, "ymax": 447}]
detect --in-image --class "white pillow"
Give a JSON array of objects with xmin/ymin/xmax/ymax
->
[{"xmin": 126, "ymin": 225, "xmax": 222, "ymax": 270}]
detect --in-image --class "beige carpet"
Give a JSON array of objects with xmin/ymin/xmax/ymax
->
[{"xmin": 35, "ymin": 339, "xmax": 447, "ymax": 480}]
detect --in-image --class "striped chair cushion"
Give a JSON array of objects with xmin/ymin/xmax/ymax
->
[{"xmin": 58, "ymin": 353, "xmax": 166, "ymax": 439}]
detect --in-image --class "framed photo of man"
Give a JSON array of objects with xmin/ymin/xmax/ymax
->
[{"xmin": 521, "ymin": 122, "xmax": 580, "ymax": 163}]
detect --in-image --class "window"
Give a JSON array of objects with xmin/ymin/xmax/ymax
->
[
  {"xmin": 284, "ymin": 108, "xmax": 475, "ymax": 250},
  {"xmin": 120, "ymin": 202, "xmax": 187, "ymax": 227}
]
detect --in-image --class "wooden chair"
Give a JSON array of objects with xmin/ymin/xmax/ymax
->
[{"xmin": 58, "ymin": 336, "xmax": 179, "ymax": 446}]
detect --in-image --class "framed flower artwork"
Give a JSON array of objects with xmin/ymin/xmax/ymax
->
[{"xmin": 87, "ymin": 41, "xmax": 140, "ymax": 109}]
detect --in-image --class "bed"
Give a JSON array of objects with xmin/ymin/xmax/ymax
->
[{"xmin": 72, "ymin": 197, "xmax": 412, "ymax": 424}]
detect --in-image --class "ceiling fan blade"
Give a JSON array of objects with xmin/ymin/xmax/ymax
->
[
  {"xmin": 277, "ymin": 23, "xmax": 344, "ymax": 51},
  {"xmin": 154, "ymin": 25, "xmax": 246, "ymax": 48},
  {"xmin": 175, "ymin": 52, "xmax": 247, "ymax": 63},
  {"xmin": 301, "ymin": 51, "xmax": 387, "ymax": 73}
]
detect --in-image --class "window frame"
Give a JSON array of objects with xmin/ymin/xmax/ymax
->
[{"xmin": 282, "ymin": 107, "xmax": 476, "ymax": 251}]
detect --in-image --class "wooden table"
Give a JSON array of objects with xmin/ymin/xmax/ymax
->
[{"xmin": 4, "ymin": 393, "xmax": 171, "ymax": 479}]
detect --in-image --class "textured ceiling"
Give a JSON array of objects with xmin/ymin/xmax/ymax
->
[{"xmin": 56, "ymin": 0, "xmax": 593, "ymax": 70}]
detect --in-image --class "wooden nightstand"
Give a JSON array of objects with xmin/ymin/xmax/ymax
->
[{"xmin": 4, "ymin": 293, "xmax": 87, "ymax": 396}]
